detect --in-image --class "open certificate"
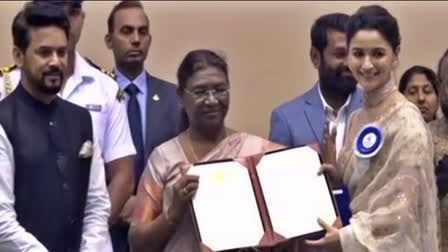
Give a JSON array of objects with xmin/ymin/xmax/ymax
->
[{"xmin": 187, "ymin": 146, "xmax": 338, "ymax": 252}]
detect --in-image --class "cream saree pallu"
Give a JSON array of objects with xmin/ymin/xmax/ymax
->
[{"xmin": 337, "ymin": 99, "xmax": 440, "ymax": 252}]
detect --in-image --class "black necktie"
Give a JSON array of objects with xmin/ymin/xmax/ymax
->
[{"xmin": 125, "ymin": 84, "xmax": 145, "ymax": 192}]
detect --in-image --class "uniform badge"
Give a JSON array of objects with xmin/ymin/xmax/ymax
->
[
  {"xmin": 116, "ymin": 89, "xmax": 126, "ymax": 102},
  {"xmin": 85, "ymin": 104, "xmax": 102, "ymax": 112},
  {"xmin": 152, "ymin": 94, "xmax": 160, "ymax": 101}
]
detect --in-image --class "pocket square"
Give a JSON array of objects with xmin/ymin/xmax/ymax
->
[{"xmin": 78, "ymin": 140, "xmax": 93, "ymax": 158}]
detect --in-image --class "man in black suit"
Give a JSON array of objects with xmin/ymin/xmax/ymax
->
[{"xmin": 104, "ymin": 1, "xmax": 184, "ymax": 251}]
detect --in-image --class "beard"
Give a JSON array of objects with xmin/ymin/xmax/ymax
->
[
  {"xmin": 319, "ymin": 61, "xmax": 357, "ymax": 97},
  {"xmin": 37, "ymin": 67, "xmax": 64, "ymax": 95}
]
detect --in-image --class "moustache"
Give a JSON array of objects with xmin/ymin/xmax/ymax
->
[
  {"xmin": 42, "ymin": 68, "xmax": 64, "ymax": 79},
  {"xmin": 337, "ymin": 67, "xmax": 354, "ymax": 78}
]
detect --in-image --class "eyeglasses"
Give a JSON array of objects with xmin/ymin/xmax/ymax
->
[{"xmin": 184, "ymin": 87, "xmax": 229, "ymax": 100}]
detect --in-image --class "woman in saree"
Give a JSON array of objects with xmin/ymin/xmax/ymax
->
[
  {"xmin": 399, "ymin": 65, "xmax": 439, "ymax": 123},
  {"xmin": 306, "ymin": 5, "xmax": 440, "ymax": 252},
  {"xmin": 128, "ymin": 49, "xmax": 288, "ymax": 252}
]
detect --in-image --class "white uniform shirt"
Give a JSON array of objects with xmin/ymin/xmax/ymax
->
[
  {"xmin": 318, "ymin": 84, "xmax": 352, "ymax": 158},
  {"xmin": 60, "ymin": 52, "xmax": 136, "ymax": 162},
  {"xmin": 0, "ymin": 124, "xmax": 111, "ymax": 252}
]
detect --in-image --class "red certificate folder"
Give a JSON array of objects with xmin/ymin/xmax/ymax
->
[{"xmin": 187, "ymin": 146, "xmax": 338, "ymax": 252}]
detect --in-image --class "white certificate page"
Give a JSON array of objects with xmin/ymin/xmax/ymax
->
[
  {"xmin": 188, "ymin": 161, "xmax": 264, "ymax": 251},
  {"xmin": 257, "ymin": 146, "xmax": 337, "ymax": 239}
]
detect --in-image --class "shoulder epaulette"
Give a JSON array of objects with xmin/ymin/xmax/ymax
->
[
  {"xmin": 0, "ymin": 64, "xmax": 18, "ymax": 96},
  {"xmin": 84, "ymin": 57, "xmax": 116, "ymax": 79},
  {"xmin": 0, "ymin": 64, "xmax": 17, "ymax": 76},
  {"xmin": 83, "ymin": 57, "xmax": 124, "ymax": 101}
]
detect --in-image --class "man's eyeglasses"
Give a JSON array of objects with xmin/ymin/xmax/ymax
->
[{"xmin": 184, "ymin": 87, "xmax": 229, "ymax": 100}]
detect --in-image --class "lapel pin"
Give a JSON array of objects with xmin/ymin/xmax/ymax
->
[{"xmin": 153, "ymin": 94, "xmax": 160, "ymax": 101}]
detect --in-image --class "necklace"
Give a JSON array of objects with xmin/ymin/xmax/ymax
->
[
  {"xmin": 186, "ymin": 134, "xmax": 200, "ymax": 163},
  {"xmin": 186, "ymin": 129, "xmax": 228, "ymax": 163}
]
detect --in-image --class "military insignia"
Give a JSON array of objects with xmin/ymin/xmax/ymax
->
[
  {"xmin": 152, "ymin": 94, "xmax": 160, "ymax": 101},
  {"xmin": 85, "ymin": 104, "xmax": 102, "ymax": 112},
  {"xmin": 0, "ymin": 64, "xmax": 17, "ymax": 74},
  {"xmin": 102, "ymin": 69, "xmax": 116, "ymax": 79},
  {"xmin": 116, "ymin": 89, "xmax": 126, "ymax": 102},
  {"xmin": 0, "ymin": 64, "xmax": 18, "ymax": 97},
  {"xmin": 84, "ymin": 57, "xmax": 115, "ymax": 79}
]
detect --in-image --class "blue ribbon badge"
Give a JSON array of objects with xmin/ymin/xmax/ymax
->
[
  {"xmin": 349, "ymin": 124, "xmax": 384, "ymax": 186},
  {"xmin": 354, "ymin": 124, "xmax": 384, "ymax": 159}
]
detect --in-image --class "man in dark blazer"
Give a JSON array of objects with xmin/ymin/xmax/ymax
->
[{"xmin": 104, "ymin": 1, "xmax": 184, "ymax": 251}]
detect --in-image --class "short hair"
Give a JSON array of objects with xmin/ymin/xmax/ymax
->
[
  {"xmin": 347, "ymin": 5, "xmax": 401, "ymax": 53},
  {"xmin": 177, "ymin": 49, "xmax": 229, "ymax": 93},
  {"xmin": 399, "ymin": 65, "xmax": 439, "ymax": 95},
  {"xmin": 107, "ymin": 1, "xmax": 146, "ymax": 34},
  {"xmin": 310, "ymin": 13, "xmax": 350, "ymax": 54},
  {"xmin": 32, "ymin": 0, "xmax": 83, "ymax": 9},
  {"xmin": 437, "ymin": 48, "xmax": 448, "ymax": 82},
  {"xmin": 12, "ymin": 3, "xmax": 70, "ymax": 52}
]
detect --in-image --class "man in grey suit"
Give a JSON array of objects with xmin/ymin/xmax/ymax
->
[
  {"xmin": 105, "ymin": 1, "xmax": 184, "ymax": 251},
  {"xmin": 270, "ymin": 13, "xmax": 362, "ymax": 155}
]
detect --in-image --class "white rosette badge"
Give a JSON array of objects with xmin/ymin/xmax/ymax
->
[{"xmin": 350, "ymin": 123, "xmax": 384, "ymax": 186}]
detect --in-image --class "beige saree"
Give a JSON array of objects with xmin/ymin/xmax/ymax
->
[{"xmin": 337, "ymin": 93, "xmax": 439, "ymax": 252}]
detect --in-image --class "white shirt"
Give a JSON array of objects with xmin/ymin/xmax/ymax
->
[
  {"xmin": 0, "ymin": 125, "xmax": 110, "ymax": 251},
  {"xmin": 318, "ymin": 83, "xmax": 352, "ymax": 158},
  {"xmin": 61, "ymin": 52, "xmax": 136, "ymax": 163},
  {"xmin": 0, "ymin": 52, "xmax": 137, "ymax": 163}
]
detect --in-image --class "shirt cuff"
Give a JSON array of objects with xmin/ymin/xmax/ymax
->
[{"xmin": 340, "ymin": 224, "xmax": 366, "ymax": 252}]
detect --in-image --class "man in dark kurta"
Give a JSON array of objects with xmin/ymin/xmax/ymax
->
[{"xmin": 0, "ymin": 3, "xmax": 110, "ymax": 252}]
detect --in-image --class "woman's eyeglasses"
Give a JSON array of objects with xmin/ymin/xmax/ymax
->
[{"xmin": 185, "ymin": 87, "xmax": 229, "ymax": 100}]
